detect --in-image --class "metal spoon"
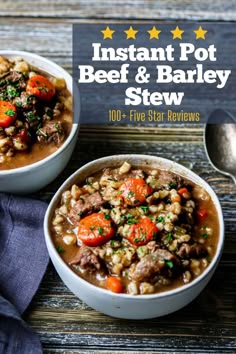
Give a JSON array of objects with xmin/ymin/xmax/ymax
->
[{"xmin": 204, "ymin": 109, "xmax": 236, "ymax": 184}]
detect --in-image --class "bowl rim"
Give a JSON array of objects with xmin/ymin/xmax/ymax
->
[
  {"xmin": 44, "ymin": 154, "xmax": 224, "ymax": 300},
  {"xmin": 0, "ymin": 50, "xmax": 79, "ymax": 175}
]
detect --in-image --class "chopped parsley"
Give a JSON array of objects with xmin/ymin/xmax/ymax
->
[
  {"xmin": 56, "ymin": 246, "xmax": 65, "ymax": 254},
  {"xmin": 128, "ymin": 191, "xmax": 134, "ymax": 198},
  {"xmin": 202, "ymin": 232, "xmax": 209, "ymax": 239},
  {"xmin": 4, "ymin": 109, "xmax": 15, "ymax": 117},
  {"xmin": 38, "ymin": 86, "xmax": 49, "ymax": 92},
  {"xmin": 104, "ymin": 213, "xmax": 111, "ymax": 220},
  {"xmin": 157, "ymin": 216, "xmax": 165, "ymax": 223},
  {"xmin": 26, "ymin": 96, "xmax": 34, "ymax": 104},
  {"xmin": 7, "ymin": 86, "xmax": 19, "ymax": 98},
  {"xmin": 27, "ymin": 111, "xmax": 36, "ymax": 121},
  {"xmin": 90, "ymin": 225, "xmax": 95, "ymax": 231},
  {"xmin": 166, "ymin": 182, "xmax": 177, "ymax": 189},
  {"xmin": 127, "ymin": 217, "xmax": 138, "ymax": 225},
  {"xmin": 98, "ymin": 226, "xmax": 103, "ymax": 235},
  {"xmin": 164, "ymin": 259, "xmax": 174, "ymax": 269},
  {"xmin": 37, "ymin": 129, "xmax": 48, "ymax": 138},
  {"xmin": 140, "ymin": 206, "xmax": 149, "ymax": 213},
  {"xmin": 166, "ymin": 233, "xmax": 172, "ymax": 243},
  {"xmin": 78, "ymin": 211, "xmax": 83, "ymax": 217}
]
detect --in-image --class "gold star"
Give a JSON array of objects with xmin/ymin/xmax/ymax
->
[
  {"xmin": 170, "ymin": 26, "xmax": 184, "ymax": 39},
  {"xmin": 101, "ymin": 26, "xmax": 115, "ymax": 39},
  {"xmin": 194, "ymin": 26, "xmax": 208, "ymax": 39},
  {"xmin": 124, "ymin": 26, "xmax": 138, "ymax": 39},
  {"xmin": 147, "ymin": 26, "xmax": 162, "ymax": 40}
]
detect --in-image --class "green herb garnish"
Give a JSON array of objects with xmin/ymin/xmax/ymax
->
[
  {"xmin": 127, "ymin": 218, "xmax": 138, "ymax": 225},
  {"xmin": 4, "ymin": 109, "xmax": 15, "ymax": 117},
  {"xmin": 140, "ymin": 206, "xmax": 149, "ymax": 213},
  {"xmin": 157, "ymin": 216, "xmax": 165, "ymax": 223},
  {"xmin": 164, "ymin": 259, "xmax": 174, "ymax": 268},
  {"xmin": 27, "ymin": 112, "xmax": 36, "ymax": 121},
  {"xmin": 167, "ymin": 182, "xmax": 177, "ymax": 189},
  {"xmin": 98, "ymin": 226, "xmax": 103, "ymax": 235},
  {"xmin": 7, "ymin": 86, "xmax": 19, "ymax": 98},
  {"xmin": 56, "ymin": 246, "xmax": 65, "ymax": 254},
  {"xmin": 166, "ymin": 233, "xmax": 172, "ymax": 243},
  {"xmin": 37, "ymin": 129, "xmax": 48, "ymax": 138}
]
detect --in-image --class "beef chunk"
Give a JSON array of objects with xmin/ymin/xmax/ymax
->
[
  {"xmin": 3, "ymin": 71, "xmax": 26, "ymax": 89},
  {"xmin": 131, "ymin": 249, "xmax": 179, "ymax": 282},
  {"xmin": 37, "ymin": 120, "xmax": 65, "ymax": 145},
  {"xmin": 158, "ymin": 171, "xmax": 184, "ymax": 190},
  {"xmin": 69, "ymin": 246, "xmax": 101, "ymax": 271},
  {"xmin": 177, "ymin": 243, "xmax": 208, "ymax": 259},
  {"xmin": 69, "ymin": 192, "xmax": 105, "ymax": 224},
  {"xmin": 14, "ymin": 92, "xmax": 37, "ymax": 110},
  {"xmin": 4, "ymin": 70, "xmax": 23, "ymax": 83}
]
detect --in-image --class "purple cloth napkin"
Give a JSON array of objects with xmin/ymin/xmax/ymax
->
[{"xmin": 0, "ymin": 193, "xmax": 49, "ymax": 354}]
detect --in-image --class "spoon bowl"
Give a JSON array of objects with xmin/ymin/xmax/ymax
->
[{"xmin": 204, "ymin": 109, "xmax": 236, "ymax": 184}]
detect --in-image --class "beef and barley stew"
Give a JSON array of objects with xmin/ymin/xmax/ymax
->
[
  {"xmin": 0, "ymin": 56, "xmax": 72, "ymax": 170},
  {"xmin": 51, "ymin": 162, "xmax": 219, "ymax": 295}
]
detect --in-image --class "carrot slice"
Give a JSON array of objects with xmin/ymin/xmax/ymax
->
[
  {"xmin": 0, "ymin": 101, "xmax": 17, "ymax": 128},
  {"xmin": 26, "ymin": 75, "xmax": 56, "ymax": 101},
  {"xmin": 77, "ymin": 212, "xmax": 115, "ymax": 247},
  {"xmin": 119, "ymin": 178, "xmax": 152, "ymax": 206},
  {"xmin": 178, "ymin": 187, "xmax": 188, "ymax": 196},
  {"xmin": 127, "ymin": 217, "xmax": 158, "ymax": 246},
  {"xmin": 106, "ymin": 276, "xmax": 124, "ymax": 293}
]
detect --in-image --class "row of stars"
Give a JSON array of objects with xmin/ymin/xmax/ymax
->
[{"xmin": 101, "ymin": 26, "xmax": 208, "ymax": 40}]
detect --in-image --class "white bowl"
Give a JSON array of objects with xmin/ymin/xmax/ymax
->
[
  {"xmin": 0, "ymin": 50, "xmax": 79, "ymax": 194},
  {"xmin": 44, "ymin": 154, "xmax": 224, "ymax": 319}
]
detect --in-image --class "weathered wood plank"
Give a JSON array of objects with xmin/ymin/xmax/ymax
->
[
  {"xmin": 0, "ymin": 21, "xmax": 72, "ymax": 68},
  {"xmin": 0, "ymin": 0, "xmax": 236, "ymax": 21}
]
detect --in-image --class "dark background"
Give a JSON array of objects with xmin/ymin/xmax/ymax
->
[{"xmin": 74, "ymin": 23, "xmax": 236, "ymax": 125}]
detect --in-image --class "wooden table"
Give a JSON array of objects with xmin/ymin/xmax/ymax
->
[{"xmin": 1, "ymin": 2, "xmax": 236, "ymax": 353}]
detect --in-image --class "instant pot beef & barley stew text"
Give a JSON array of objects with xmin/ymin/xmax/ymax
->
[
  {"xmin": 0, "ymin": 56, "xmax": 72, "ymax": 169},
  {"xmin": 51, "ymin": 162, "xmax": 219, "ymax": 295}
]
